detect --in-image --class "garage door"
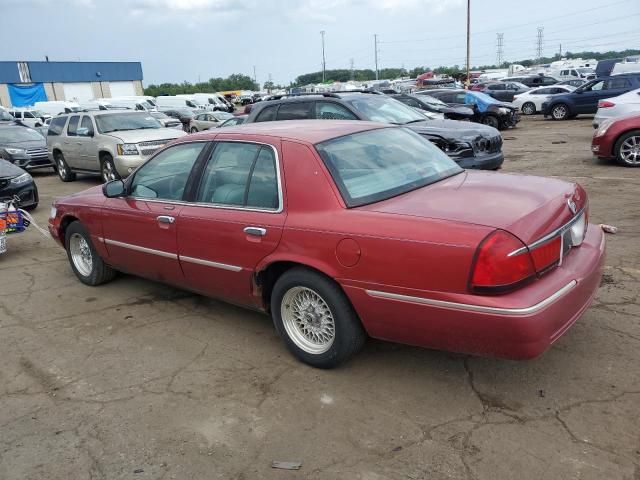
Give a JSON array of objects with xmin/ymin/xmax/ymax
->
[
  {"xmin": 109, "ymin": 81, "xmax": 136, "ymax": 97},
  {"xmin": 63, "ymin": 83, "xmax": 94, "ymax": 102}
]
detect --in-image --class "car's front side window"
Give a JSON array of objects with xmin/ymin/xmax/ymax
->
[
  {"xmin": 315, "ymin": 101, "xmax": 358, "ymax": 120},
  {"xmin": 130, "ymin": 142, "xmax": 205, "ymax": 201},
  {"xmin": 48, "ymin": 116, "xmax": 67, "ymax": 136},
  {"xmin": 67, "ymin": 115, "xmax": 80, "ymax": 136},
  {"xmin": 196, "ymin": 142, "xmax": 279, "ymax": 210},
  {"xmin": 255, "ymin": 105, "xmax": 277, "ymax": 122}
]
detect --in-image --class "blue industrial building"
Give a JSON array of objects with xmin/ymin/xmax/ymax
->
[{"xmin": 0, "ymin": 61, "xmax": 144, "ymax": 108}]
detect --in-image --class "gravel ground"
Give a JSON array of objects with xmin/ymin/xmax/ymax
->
[{"xmin": 1, "ymin": 115, "xmax": 639, "ymax": 480}]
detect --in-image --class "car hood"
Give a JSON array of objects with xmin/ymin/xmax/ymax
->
[
  {"xmin": 0, "ymin": 139, "xmax": 46, "ymax": 149},
  {"xmin": 359, "ymin": 170, "xmax": 586, "ymax": 244},
  {"xmin": 0, "ymin": 159, "xmax": 26, "ymax": 179},
  {"xmin": 442, "ymin": 105, "xmax": 475, "ymax": 117},
  {"xmin": 104, "ymin": 128, "xmax": 186, "ymax": 143},
  {"xmin": 407, "ymin": 119, "xmax": 500, "ymax": 141}
]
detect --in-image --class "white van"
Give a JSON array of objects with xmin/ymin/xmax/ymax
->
[
  {"xmin": 156, "ymin": 95, "xmax": 206, "ymax": 110},
  {"xmin": 187, "ymin": 93, "xmax": 229, "ymax": 111},
  {"xmin": 33, "ymin": 101, "xmax": 81, "ymax": 116},
  {"xmin": 107, "ymin": 97, "xmax": 157, "ymax": 111}
]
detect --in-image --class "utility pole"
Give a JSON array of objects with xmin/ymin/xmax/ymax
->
[
  {"xmin": 536, "ymin": 27, "xmax": 544, "ymax": 64},
  {"xmin": 559, "ymin": 43, "xmax": 562, "ymax": 58},
  {"xmin": 320, "ymin": 30, "xmax": 326, "ymax": 83},
  {"xmin": 374, "ymin": 34, "xmax": 379, "ymax": 80},
  {"xmin": 465, "ymin": 0, "xmax": 471, "ymax": 87},
  {"xmin": 253, "ymin": 65, "xmax": 257, "ymax": 85},
  {"xmin": 350, "ymin": 58, "xmax": 355, "ymax": 81},
  {"xmin": 496, "ymin": 33, "xmax": 504, "ymax": 67}
]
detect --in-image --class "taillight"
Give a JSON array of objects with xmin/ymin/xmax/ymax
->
[
  {"xmin": 598, "ymin": 100, "xmax": 615, "ymax": 108},
  {"xmin": 470, "ymin": 230, "xmax": 535, "ymax": 294},
  {"xmin": 529, "ymin": 236, "xmax": 561, "ymax": 273}
]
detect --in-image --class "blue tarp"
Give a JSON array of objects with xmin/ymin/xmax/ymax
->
[
  {"xmin": 464, "ymin": 91, "xmax": 500, "ymax": 113},
  {"xmin": 8, "ymin": 83, "xmax": 47, "ymax": 107}
]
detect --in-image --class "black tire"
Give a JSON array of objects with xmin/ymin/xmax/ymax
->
[
  {"xmin": 614, "ymin": 129, "xmax": 640, "ymax": 167},
  {"xmin": 65, "ymin": 221, "xmax": 117, "ymax": 286},
  {"xmin": 551, "ymin": 103, "xmax": 570, "ymax": 120},
  {"xmin": 271, "ymin": 267, "xmax": 366, "ymax": 369},
  {"xmin": 521, "ymin": 102, "xmax": 536, "ymax": 115},
  {"xmin": 55, "ymin": 151, "xmax": 76, "ymax": 182},
  {"xmin": 481, "ymin": 115, "xmax": 500, "ymax": 129},
  {"xmin": 190, "ymin": 127, "xmax": 198, "ymax": 133},
  {"xmin": 100, "ymin": 154, "xmax": 120, "ymax": 183}
]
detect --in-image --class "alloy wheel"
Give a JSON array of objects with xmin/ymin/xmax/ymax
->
[
  {"xmin": 522, "ymin": 103, "xmax": 535, "ymax": 115},
  {"xmin": 57, "ymin": 156, "xmax": 67, "ymax": 178},
  {"xmin": 552, "ymin": 105, "xmax": 568, "ymax": 120},
  {"xmin": 69, "ymin": 233, "xmax": 93, "ymax": 277},
  {"xmin": 619, "ymin": 136, "xmax": 640, "ymax": 165},
  {"xmin": 281, "ymin": 286, "xmax": 336, "ymax": 355},
  {"xmin": 102, "ymin": 160, "xmax": 117, "ymax": 182}
]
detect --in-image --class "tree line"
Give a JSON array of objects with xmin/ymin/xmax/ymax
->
[{"xmin": 144, "ymin": 74, "xmax": 258, "ymax": 96}]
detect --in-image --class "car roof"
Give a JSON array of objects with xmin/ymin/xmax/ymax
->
[{"xmin": 188, "ymin": 119, "xmax": 389, "ymax": 144}]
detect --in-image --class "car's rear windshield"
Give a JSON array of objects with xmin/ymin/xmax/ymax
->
[
  {"xmin": 315, "ymin": 127, "xmax": 462, "ymax": 207},
  {"xmin": 95, "ymin": 113, "xmax": 162, "ymax": 133}
]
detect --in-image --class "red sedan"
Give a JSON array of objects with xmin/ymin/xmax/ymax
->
[
  {"xmin": 49, "ymin": 121, "xmax": 605, "ymax": 368},
  {"xmin": 592, "ymin": 113, "xmax": 640, "ymax": 167}
]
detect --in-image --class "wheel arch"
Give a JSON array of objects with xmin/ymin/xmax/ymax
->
[{"xmin": 58, "ymin": 214, "xmax": 80, "ymax": 248}]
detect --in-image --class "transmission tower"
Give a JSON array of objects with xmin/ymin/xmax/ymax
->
[
  {"xmin": 350, "ymin": 58, "xmax": 355, "ymax": 80},
  {"xmin": 496, "ymin": 33, "xmax": 504, "ymax": 67},
  {"xmin": 536, "ymin": 27, "xmax": 544, "ymax": 63}
]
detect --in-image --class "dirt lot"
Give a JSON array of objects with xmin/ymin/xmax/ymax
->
[{"xmin": 1, "ymin": 115, "xmax": 639, "ymax": 480}]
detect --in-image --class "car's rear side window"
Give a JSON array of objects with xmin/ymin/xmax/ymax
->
[
  {"xmin": 48, "ymin": 116, "xmax": 67, "ymax": 136},
  {"xmin": 255, "ymin": 105, "xmax": 277, "ymax": 122},
  {"xmin": 276, "ymin": 102, "xmax": 312, "ymax": 121},
  {"xmin": 67, "ymin": 115, "xmax": 80, "ymax": 136}
]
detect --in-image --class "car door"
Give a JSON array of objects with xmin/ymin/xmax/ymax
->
[
  {"xmin": 486, "ymin": 83, "xmax": 510, "ymax": 101},
  {"xmin": 63, "ymin": 115, "xmax": 82, "ymax": 168},
  {"xmin": 177, "ymin": 139, "xmax": 285, "ymax": 307},
  {"xmin": 573, "ymin": 80, "xmax": 605, "ymax": 113},
  {"xmin": 101, "ymin": 141, "xmax": 208, "ymax": 283},
  {"xmin": 75, "ymin": 115, "xmax": 99, "ymax": 171}
]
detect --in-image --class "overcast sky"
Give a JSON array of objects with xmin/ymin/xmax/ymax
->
[{"xmin": 1, "ymin": 0, "xmax": 639, "ymax": 86}]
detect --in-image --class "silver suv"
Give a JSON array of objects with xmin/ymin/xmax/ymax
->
[{"xmin": 46, "ymin": 110, "xmax": 186, "ymax": 183}]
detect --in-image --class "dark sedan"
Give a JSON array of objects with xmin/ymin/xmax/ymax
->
[
  {"xmin": 0, "ymin": 159, "xmax": 39, "ymax": 209},
  {"xmin": 469, "ymin": 81, "xmax": 530, "ymax": 102},
  {"xmin": 400, "ymin": 92, "xmax": 475, "ymax": 120},
  {"xmin": 0, "ymin": 125, "xmax": 53, "ymax": 170}
]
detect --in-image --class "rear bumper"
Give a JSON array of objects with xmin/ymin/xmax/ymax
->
[
  {"xmin": 456, "ymin": 152, "xmax": 504, "ymax": 170},
  {"xmin": 343, "ymin": 224, "xmax": 605, "ymax": 360}
]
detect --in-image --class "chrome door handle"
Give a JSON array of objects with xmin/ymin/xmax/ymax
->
[
  {"xmin": 157, "ymin": 215, "xmax": 175, "ymax": 224},
  {"xmin": 244, "ymin": 226, "xmax": 266, "ymax": 237}
]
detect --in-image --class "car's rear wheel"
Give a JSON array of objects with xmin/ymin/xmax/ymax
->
[
  {"xmin": 190, "ymin": 127, "xmax": 198, "ymax": 133},
  {"xmin": 65, "ymin": 221, "xmax": 116, "ymax": 286},
  {"xmin": 614, "ymin": 129, "xmax": 640, "ymax": 167},
  {"xmin": 271, "ymin": 267, "xmax": 366, "ymax": 368},
  {"xmin": 521, "ymin": 102, "xmax": 536, "ymax": 115},
  {"xmin": 551, "ymin": 103, "xmax": 569, "ymax": 120},
  {"xmin": 481, "ymin": 115, "xmax": 500, "ymax": 129},
  {"xmin": 55, "ymin": 152, "xmax": 76, "ymax": 182},
  {"xmin": 100, "ymin": 154, "xmax": 120, "ymax": 183}
]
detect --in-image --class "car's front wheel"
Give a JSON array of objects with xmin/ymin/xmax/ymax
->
[
  {"xmin": 55, "ymin": 152, "xmax": 76, "ymax": 182},
  {"xmin": 521, "ymin": 102, "xmax": 536, "ymax": 115},
  {"xmin": 65, "ymin": 221, "xmax": 117, "ymax": 286},
  {"xmin": 551, "ymin": 103, "xmax": 570, "ymax": 120},
  {"xmin": 271, "ymin": 268, "xmax": 366, "ymax": 368},
  {"xmin": 481, "ymin": 115, "xmax": 500, "ymax": 129},
  {"xmin": 614, "ymin": 129, "xmax": 640, "ymax": 167},
  {"xmin": 100, "ymin": 154, "xmax": 120, "ymax": 183},
  {"xmin": 190, "ymin": 127, "xmax": 198, "ymax": 133}
]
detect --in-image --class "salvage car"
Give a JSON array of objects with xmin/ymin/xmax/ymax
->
[
  {"xmin": 149, "ymin": 111, "xmax": 184, "ymax": 130},
  {"xmin": 591, "ymin": 113, "xmax": 640, "ymax": 167},
  {"xmin": 512, "ymin": 85, "xmax": 575, "ymax": 115},
  {"xmin": 390, "ymin": 93, "xmax": 474, "ymax": 120},
  {"xmin": 189, "ymin": 111, "xmax": 234, "ymax": 132},
  {"xmin": 469, "ymin": 81, "xmax": 530, "ymax": 102},
  {"xmin": 48, "ymin": 121, "xmax": 605, "ymax": 368},
  {"xmin": 593, "ymin": 88, "xmax": 640, "ymax": 128},
  {"xmin": 0, "ymin": 125, "xmax": 53, "ymax": 170},
  {"xmin": 427, "ymin": 89, "xmax": 520, "ymax": 130},
  {"xmin": 0, "ymin": 159, "xmax": 38, "ymax": 209},
  {"xmin": 245, "ymin": 92, "xmax": 504, "ymax": 170},
  {"xmin": 47, "ymin": 111, "xmax": 186, "ymax": 183}
]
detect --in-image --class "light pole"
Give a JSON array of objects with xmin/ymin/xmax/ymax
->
[
  {"xmin": 320, "ymin": 30, "xmax": 326, "ymax": 83},
  {"xmin": 465, "ymin": 0, "xmax": 470, "ymax": 88},
  {"xmin": 374, "ymin": 34, "xmax": 379, "ymax": 80}
]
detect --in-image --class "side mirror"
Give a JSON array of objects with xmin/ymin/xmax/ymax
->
[{"xmin": 103, "ymin": 179, "xmax": 126, "ymax": 198}]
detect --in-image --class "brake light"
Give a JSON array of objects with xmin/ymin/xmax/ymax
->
[
  {"xmin": 598, "ymin": 100, "xmax": 615, "ymax": 108},
  {"xmin": 529, "ymin": 236, "xmax": 561, "ymax": 272},
  {"xmin": 470, "ymin": 230, "xmax": 535, "ymax": 294}
]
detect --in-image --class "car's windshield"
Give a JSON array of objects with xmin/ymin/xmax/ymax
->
[
  {"xmin": 417, "ymin": 95, "xmax": 447, "ymax": 107},
  {"xmin": 0, "ymin": 110, "xmax": 13, "ymax": 121},
  {"xmin": 315, "ymin": 127, "xmax": 462, "ymax": 207},
  {"xmin": 346, "ymin": 95, "xmax": 426, "ymax": 125},
  {"xmin": 511, "ymin": 82, "xmax": 529, "ymax": 89},
  {"xmin": 0, "ymin": 127, "xmax": 44, "ymax": 143},
  {"xmin": 95, "ymin": 113, "xmax": 162, "ymax": 133}
]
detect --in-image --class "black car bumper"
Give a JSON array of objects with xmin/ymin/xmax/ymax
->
[
  {"xmin": 0, "ymin": 179, "xmax": 39, "ymax": 208},
  {"xmin": 456, "ymin": 151, "xmax": 504, "ymax": 170}
]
